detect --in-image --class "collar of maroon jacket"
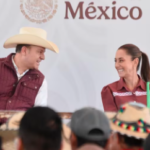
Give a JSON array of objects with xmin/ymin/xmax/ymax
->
[{"xmin": 117, "ymin": 75, "xmax": 146, "ymax": 91}]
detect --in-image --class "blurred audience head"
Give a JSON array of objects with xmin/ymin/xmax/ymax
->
[
  {"xmin": 69, "ymin": 107, "xmax": 111, "ymax": 150},
  {"xmin": 107, "ymin": 102, "xmax": 150, "ymax": 150},
  {"xmin": 17, "ymin": 106, "xmax": 62, "ymax": 150}
]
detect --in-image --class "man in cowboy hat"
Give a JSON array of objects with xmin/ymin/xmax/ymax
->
[{"xmin": 0, "ymin": 27, "xmax": 59, "ymax": 111}]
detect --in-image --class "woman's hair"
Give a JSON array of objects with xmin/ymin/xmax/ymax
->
[{"xmin": 118, "ymin": 44, "xmax": 150, "ymax": 82}]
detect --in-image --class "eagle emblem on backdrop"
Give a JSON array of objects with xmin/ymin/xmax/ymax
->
[{"xmin": 20, "ymin": 0, "xmax": 58, "ymax": 23}]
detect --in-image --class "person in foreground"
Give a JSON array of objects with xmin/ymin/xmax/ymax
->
[
  {"xmin": 0, "ymin": 27, "xmax": 59, "ymax": 111},
  {"xmin": 108, "ymin": 102, "xmax": 150, "ymax": 150},
  {"xmin": 101, "ymin": 44, "xmax": 150, "ymax": 111},
  {"xmin": 16, "ymin": 106, "xmax": 62, "ymax": 150},
  {"xmin": 69, "ymin": 107, "xmax": 111, "ymax": 150}
]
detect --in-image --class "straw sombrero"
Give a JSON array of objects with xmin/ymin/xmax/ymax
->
[
  {"xmin": 3, "ymin": 27, "xmax": 59, "ymax": 53},
  {"xmin": 109, "ymin": 102, "xmax": 150, "ymax": 139}
]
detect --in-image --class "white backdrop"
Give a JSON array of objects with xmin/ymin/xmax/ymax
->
[{"xmin": 0, "ymin": 0, "xmax": 150, "ymax": 112}]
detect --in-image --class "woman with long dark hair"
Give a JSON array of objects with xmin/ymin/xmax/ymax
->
[{"xmin": 101, "ymin": 44, "xmax": 150, "ymax": 111}]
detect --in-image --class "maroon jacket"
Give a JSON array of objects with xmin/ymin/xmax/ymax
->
[
  {"xmin": 0, "ymin": 53, "xmax": 44, "ymax": 110},
  {"xmin": 101, "ymin": 76, "xmax": 146, "ymax": 112}
]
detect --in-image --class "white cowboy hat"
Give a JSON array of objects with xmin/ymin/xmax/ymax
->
[{"xmin": 3, "ymin": 27, "xmax": 59, "ymax": 53}]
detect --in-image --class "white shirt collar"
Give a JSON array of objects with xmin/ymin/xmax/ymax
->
[{"xmin": 12, "ymin": 55, "xmax": 29, "ymax": 80}]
